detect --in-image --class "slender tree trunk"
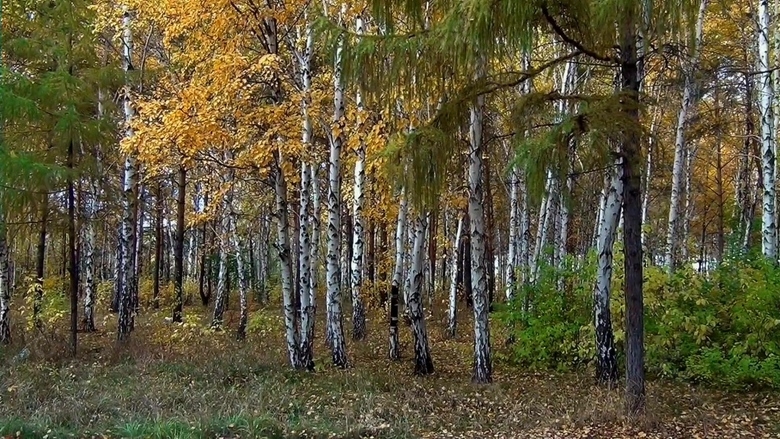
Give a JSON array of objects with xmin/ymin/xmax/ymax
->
[
  {"xmin": 273, "ymin": 151, "xmax": 301, "ymax": 368},
  {"xmin": 681, "ymin": 143, "xmax": 700, "ymax": 263},
  {"xmin": 230, "ymin": 198, "xmax": 249, "ymax": 341},
  {"xmin": 594, "ymin": 158, "xmax": 623, "ymax": 386},
  {"xmin": 620, "ymin": 18, "xmax": 645, "ymax": 415},
  {"xmin": 506, "ymin": 163, "xmax": 519, "ymax": 301},
  {"xmin": 758, "ymin": 0, "xmax": 777, "ymax": 259},
  {"xmin": 469, "ymin": 59, "xmax": 492, "ymax": 383},
  {"xmin": 408, "ymin": 213, "xmax": 434, "ymax": 375},
  {"xmin": 298, "ymin": 161, "xmax": 314, "ymax": 367},
  {"xmin": 389, "ymin": 190, "xmax": 408, "ymax": 360},
  {"xmin": 211, "ymin": 210, "xmax": 230, "ymax": 328},
  {"xmin": 0, "ymin": 217, "xmax": 9, "ymax": 344},
  {"xmin": 83, "ymin": 187, "xmax": 97, "ymax": 331},
  {"xmin": 350, "ymin": 19, "xmax": 367, "ymax": 339},
  {"xmin": 715, "ymin": 92, "xmax": 725, "ymax": 263},
  {"xmin": 173, "ymin": 167, "xmax": 186, "ymax": 322},
  {"xmin": 307, "ymin": 164, "xmax": 320, "ymax": 359},
  {"xmin": 448, "ymin": 214, "xmax": 463, "ymax": 337},
  {"xmin": 153, "ymin": 181, "xmax": 163, "ymax": 309},
  {"xmin": 117, "ymin": 7, "xmax": 136, "ymax": 341},
  {"xmin": 665, "ymin": 0, "xmax": 707, "ymax": 270},
  {"xmin": 327, "ymin": 19, "xmax": 349, "ymax": 368},
  {"xmin": 68, "ymin": 139, "xmax": 78, "ymax": 356}
]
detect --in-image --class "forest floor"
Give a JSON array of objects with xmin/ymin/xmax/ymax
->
[{"xmin": 1, "ymin": 301, "xmax": 779, "ymax": 439}]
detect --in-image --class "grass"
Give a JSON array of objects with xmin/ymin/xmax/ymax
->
[{"xmin": 1, "ymin": 294, "xmax": 779, "ymax": 438}]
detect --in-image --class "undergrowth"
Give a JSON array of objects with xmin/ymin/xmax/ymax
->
[{"xmin": 496, "ymin": 250, "xmax": 780, "ymax": 389}]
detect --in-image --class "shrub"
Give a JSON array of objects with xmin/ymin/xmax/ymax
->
[{"xmin": 496, "ymin": 251, "xmax": 780, "ymax": 389}]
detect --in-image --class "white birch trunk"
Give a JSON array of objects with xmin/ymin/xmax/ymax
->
[
  {"xmin": 211, "ymin": 180, "xmax": 233, "ymax": 328},
  {"xmin": 117, "ymin": 8, "xmax": 136, "ymax": 340},
  {"xmin": 531, "ymin": 175, "xmax": 554, "ymax": 282},
  {"xmin": 408, "ymin": 213, "xmax": 434, "ymax": 374},
  {"xmin": 350, "ymin": 17, "xmax": 367, "ymax": 341},
  {"xmin": 83, "ymin": 88, "xmax": 104, "ymax": 333},
  {"xmin": 519, "ymin": 170, "xmax": 531, "ymax": 283},
  {"xmin": 298, "ymin": 161, "xmax": 313, "ymax": 368},
  {"xmin": 273, "ymin": 151, "xmax": 301, "ymax": 369},
  {"xmin": 469, "ymin": 61, "xmax": 492, "ymax": 383},
  {"xmin": 594, "ymin": 158, "xmax": 623, "ymax": 385},
  {"xmin": 389, "ymin": 191, "xmax": 407, "ymax": 360},
  {"xmin": 664, "ymin": 0, "xmax": 708, "ymax": 269},
  {"xmin": 299, "ymin": 21, "xmax": 316, "ymax": 370},
  {"xmin": 506, "ymin": 165, "xmax": 519, "ymax": 301},
  {"xmin": 447, "ymin": 215, "xmax": 463, "ymax": 337},
  {"xmin": 641, "ymin": 118, "xmax": 656, "ymax": 249},
  {"xmin": 326, "ymin": 14, "xmax": 348, "ymax": 367},
  {"xmin": 759, "ymin": 0, "xmax": 777, "ymax": 259},
  {"xmin": 682, "ymin": 143, "xmax": 699, "ymax": 263},
  {"xmin": 230, "ymin": 198, "xmax": 249, "ymax": 340},
  {"xmin": 308, "ymin": 164, "xmax": 320, "ymax": 333}
]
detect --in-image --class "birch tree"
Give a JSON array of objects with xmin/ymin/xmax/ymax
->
[
  {"xmin": 594, "ymin": 158, "xmax": 623, "ymax": 386},
  {"xmin": 664, "ymin": 0, "xmax": 708, "ymax": 269},
  {"xmin": 447, "ymin": 214, "xmax": 463, "ymax": 337},
  {"xmin": 407, "ymin": 213, "xmax": 434, "ymax": 374},
  {"xmin": 389, "ymin": 190, "xmax": 407, "ymax": 360},
  {"xmin": 117, "ymin": 7, "xmax": 136, "ymax": 341},
  {"xmin": 758, "ymin": 0, "xmax": 777, "ymax": 259},
  {"xmin": 326, "ymin": 7, "xmax": 349, "ymax": 367},
  {"xmin": 350, "ymin": 17, "xmax": 367, "ymax": 341},
  {"xmin": 469, "ymin": 58, "xmax": 492, "ymax": 384}
]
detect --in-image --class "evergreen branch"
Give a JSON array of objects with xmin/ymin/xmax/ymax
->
[{"xmin": 541, "ymin": 4, "xmax": 616, "ymax": 64}]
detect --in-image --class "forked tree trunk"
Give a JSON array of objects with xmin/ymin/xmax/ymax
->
[
  {"xmin": 594, "ymin": 158, "xmax": 623, "ymax": 386},
  {"xmin": 408, "ymin": 213, "xmax": 433, "ymax": 375}
]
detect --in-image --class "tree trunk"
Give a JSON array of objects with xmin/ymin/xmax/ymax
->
[
  {"xmin": 173, "ymin": 167, "xmax": 186, "ymax": 322},
  {"xmin": 327, "ymin": 21, "xmax": 349, "ymax": 368},
  {"xmin": 448, "ymin": 214, "xmax": 463, "ymax": 337},
  {"xmin": 758, "ymin": 0, "xmax": 777, "ymax": 259},
  {"xmin": 506, "ymin": 164, "xmax": 519, "ymax": 301},
  {"xmin": 153, "ymin": 181, "xmax": 163, "ymax": 309},
  {"xmin": 211, "ymin": 210, "xmax": 230, "ymax": 328},
  {"xmin": 389, "ymin": 190, "xmax": 408, "ymax": 360},
  {"xmin": 298, "ymin": 161, "xmax": 314, "ymax": 367},
  {"xmin": 619, "ymin": 18, "xmax": 645, "ymax": 415},
  {"xmin": 0, "ymin": 217, "xmax": 9, "ymax": 344},
  {"xmin": 230, "ymin": 199, "xmax": 249, "ymax": 341},
  {"xmin": 68, "ymin": 139, "xmax": 78, "ymax": 356},
  {"xmin": 408, "ymin": 213, "xmax": 434, "ymax": 375},
  {"xmin": 117, "ymin": 7, "xmax": 136, "ymax": 341},
  {"xmin": 665, "ymin": 0, "xmax": 707, "ymax": 270},
  {"xmin": 594, "ymin": 158, "xmax": 623, "ymax": 386},
  {"xmin": 469, "ymin": 60, "xmax": 492, "ymax": 384}
]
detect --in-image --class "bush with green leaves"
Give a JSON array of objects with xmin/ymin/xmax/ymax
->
[{"xmin": 496, "ymin": 251, "xmax": 780, "ymax": 389}]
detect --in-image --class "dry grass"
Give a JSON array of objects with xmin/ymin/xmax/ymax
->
[{"xmin": 1, "ymin": 300, "xmax": 778, "ymax": 438}]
